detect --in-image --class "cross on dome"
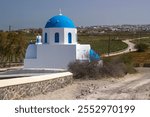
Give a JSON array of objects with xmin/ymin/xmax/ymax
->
[
  {"xmin": 59, "ymin": 8, "xmax": 62, "ymax": 15},
  {"xmin": 45, "ymin": 12, "xmax": 76, "ymax": 28}
]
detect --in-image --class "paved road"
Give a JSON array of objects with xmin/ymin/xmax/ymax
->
[{"xmin": 0, "ymin": 68, "xmax": 64, "ymax": 79}]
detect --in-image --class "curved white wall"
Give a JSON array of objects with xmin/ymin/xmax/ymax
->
[{"xmin": 25, "ymin": 44, "xmax": 37, "ymax": 59}]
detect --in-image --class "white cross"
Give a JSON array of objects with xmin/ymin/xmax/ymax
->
[{"xmin": 59, "ymin": 8, "xmax": 62, "ymax": 15}]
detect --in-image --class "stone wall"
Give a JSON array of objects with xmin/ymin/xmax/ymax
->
[{"xmin": 0, "ymin": 73, "xmax": 73, "ymax": 100}]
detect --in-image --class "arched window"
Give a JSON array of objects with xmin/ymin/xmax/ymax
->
[
  {"xmin": 68, "ymin": 33, "xmax": 72, "ymax": 43},
  {"xmin": 36, "ymin": 38, "xmax": 39, "ymax": 43},
  {"xmin": 44, "ymin": 33, "xmax": 48, "ymax": 43},
  {"xmin": 55, "ymin": 33, "xmax": 59, "ymax": 43}
]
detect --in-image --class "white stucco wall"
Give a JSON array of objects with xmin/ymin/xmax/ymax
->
[
  {"xmin": 24, "ymin": 59, "xmax": 38, "ymax": 68},
  {"xmin": 43, "ymin": 28, "xmax": 64, "ymax": 44},
  {"xmin": 43, "ymin": 28, "xmax": 77, "ymax": 45},
  {"xmin": 64, "ymin": 28, "xmax": 77, "ymax": 44},
  {"xmin": 24, "ymin": 44, "xmax": 76, "ymax": 69},
  {"xmin": 24, "ymin": 43, "xmax": 91, "ymax": 69},
  {"xmin": 25, "ymin": 44, "xmax": 37, "ymax": 59},
  {"xmin": 76, "ymin": 44, "xmax": 91, "ymax": 61},
  {"xmin": 24, "ymin": 26, "xmax": 91, "ymax": 69}
]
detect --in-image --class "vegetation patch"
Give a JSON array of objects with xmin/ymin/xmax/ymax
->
[
  {"xmin": 68, "ymin": 54, "xmax": 136, "ymax": 79},
  {"xmin": 108, "ymin": 51, "xmax": 150, "ymax": 67},
  {"xmin": 0, "ymin": 32, "xmax": 35, "ymax": 67},
  {"xmin": 78, "ymin": 35, "xmax": 128, "ymax": 54},
  {"xmin": 131, "ymin": 38, "xmax": 150, "ymax": 48},
  {"xmin": 135, "ymin": 43, "xmax": 149, "ymax": 52}
]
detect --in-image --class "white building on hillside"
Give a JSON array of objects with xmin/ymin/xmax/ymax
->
[{"xmin": 24, "ymin": 13, "xmax": 100, "ymax": 69}]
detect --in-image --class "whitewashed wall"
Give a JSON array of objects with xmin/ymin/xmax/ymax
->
[
  {"xmin": 24, "ymin": 44, "xmax": 76, "ymax": 69},
  {"xmin": 76, "ymin": 44, "xmax": 91, "ymax": 60},
  {"xmin": 25, "ymin": 27, "xmax": 91, "ymax": 69},
  {"xmin": 64, "ymin": 28, "xmax": 77, "ymax": 44},
  {"xmin": 25, "ymin": 44, "xmax": 37, "ymax": 59},
  {"xmin": 43, "ymin": 28, "xmax": 77, "ymax": 45}
]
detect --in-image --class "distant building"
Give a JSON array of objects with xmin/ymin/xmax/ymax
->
[{"xmin": 24, "ymin": 13, "xmax": 100, "ymax": 69}]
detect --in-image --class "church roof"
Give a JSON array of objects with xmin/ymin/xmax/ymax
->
[{"xmin": 45, "ymin": 14, "xmax": 75, "ymax": 28}]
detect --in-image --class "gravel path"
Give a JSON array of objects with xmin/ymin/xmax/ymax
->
[
  {"xmin": 25, "ymin": 68, "xmax": 150, "ymax": 100},
  {"xmin": 104, "ymin": 37, "xmax": 149, "ymax": 57},
  {"xmin": 104, "ymin": 39, "xmax": 137, "ymax": 57}
]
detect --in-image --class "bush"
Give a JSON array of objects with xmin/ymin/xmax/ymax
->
[
  {"xmin": 98, "ymin": 62, "xmax": 127, "ymax": 78},
  {"xmin": 68, "ymin": 54, "xmax": 136, "ymax": 79},
  {"xmin": 120, "ymin": 54, "xmax": 133, "ymax": 64},
  {"xmin": 143, "ymin": 63, "xmax": 150, "ymax": 67},
  {"xmin": 68, "ymin": 61, "xmax": 99, "ymax": 79},
  {"xmin": 135, "ymin": 43, "xmax": 149, "ymax": 52}
]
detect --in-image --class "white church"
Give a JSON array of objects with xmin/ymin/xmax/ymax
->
[{"xmin": 24, "ymin": 12, "xmax": 100, "ymax": 69}]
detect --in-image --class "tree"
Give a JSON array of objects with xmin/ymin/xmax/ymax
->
[
  {"xmin": 0, "ymin": 32, "xmax": 7, "ymax": 65},
  {"xmin": 0, "ymin": 32, "xmax": 29, "ymax": 67},
  {"xmin": 15, "ymin": 32, "xmax": 28, "ymax": 62}
]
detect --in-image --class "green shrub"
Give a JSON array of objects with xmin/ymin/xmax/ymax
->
[{"xmin": 135, "ymin": 43, "xmax": 149, "ymax": 52}]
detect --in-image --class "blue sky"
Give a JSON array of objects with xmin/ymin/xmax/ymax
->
[{"xmin": 0, "ymin": 0, "xmax": 150, "ymax": 30}]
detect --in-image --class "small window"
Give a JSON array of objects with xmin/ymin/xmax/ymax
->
[
  {"xmin": 68, "ymin": 33, "xmax": 72, "ymax": 43},
  {"xmin": 55, "ymin": 33, "xmax": 59, "ymax": 43},
  {"xmin": 44, "ymin": 33, "xmax": 48, "ymax": 43},
  {"xmin": 36, "ymin": 38, "xmax": 39, "ymax": 43}
]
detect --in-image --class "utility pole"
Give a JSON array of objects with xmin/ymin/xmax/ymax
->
[
  {"xmin": 108, "ymin": 34, "xmax": 111, "ymax": 56},
  {"xmin": 9, "ymin": 25, "xmax": 11, "ymax": 32},
  {"xmin": 139, "ymin": 26, "xmax": 142, "ymax": 43}
]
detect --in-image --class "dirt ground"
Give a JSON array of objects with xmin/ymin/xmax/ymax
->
[{"xmin": 25, "ymin": 68, "xmax": 150, "ymax": 100}]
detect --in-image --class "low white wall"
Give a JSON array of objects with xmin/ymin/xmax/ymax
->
[{"xmin": 0, "ymin": 72, "xmax": 73, "ymax": 99}]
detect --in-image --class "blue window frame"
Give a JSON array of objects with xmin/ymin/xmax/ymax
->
[
  {"xmin": 55, "ymin": 33, "xmax": 59, "ymax": 43},
  {"xmin": 68, "ymin": 33, "xmax": 72, "ymax": 43},
  {"xmin": 44, "ymin": 33, "xmax": 48, "ymax": 43}
]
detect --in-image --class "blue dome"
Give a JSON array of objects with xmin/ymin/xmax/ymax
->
[{"xmin": 45, "ymin": 15, "xmax": 75, "ymax": 28}]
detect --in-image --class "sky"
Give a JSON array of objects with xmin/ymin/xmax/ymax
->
[{"xmin": 0, "ymin": 0, "xmax": 150, "ymax": 30}]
